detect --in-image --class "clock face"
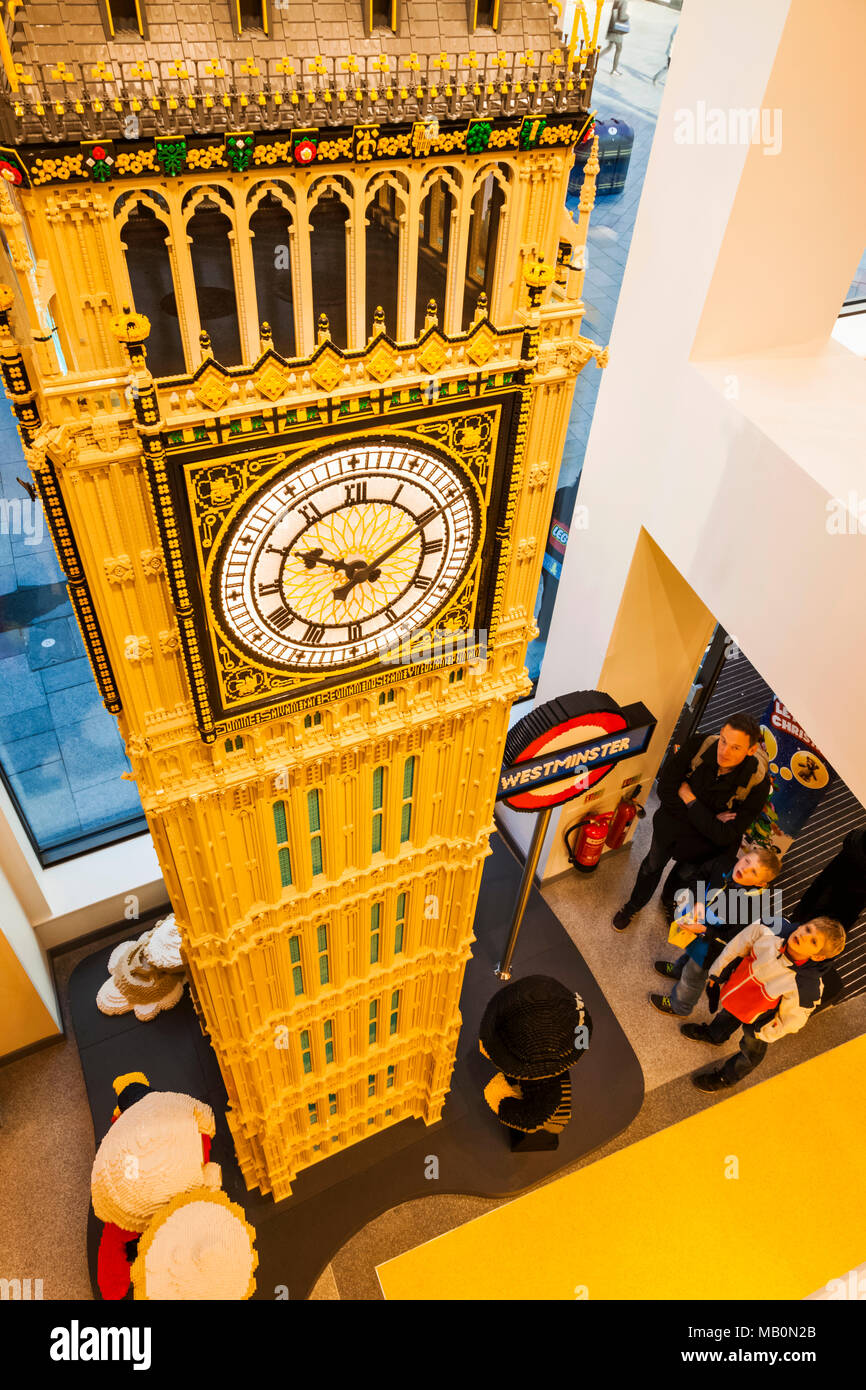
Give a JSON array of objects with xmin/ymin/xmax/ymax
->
[{"xmin": 213, "ymin": 441, "xmax": 480, "ymax": 672}]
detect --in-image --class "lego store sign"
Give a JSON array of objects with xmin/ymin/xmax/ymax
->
[{"xmin": 498, "ymin": 691, "xmax": 656, "ymax": 811}]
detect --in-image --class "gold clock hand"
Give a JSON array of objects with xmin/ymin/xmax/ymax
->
[{"xmin": 332, "ymin": 499, "xmax": 451, "ymax": 602}]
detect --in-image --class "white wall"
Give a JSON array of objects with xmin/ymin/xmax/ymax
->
[{"xmin": 509, "ymin": 0, "xmax": 866, "ymax": 876}]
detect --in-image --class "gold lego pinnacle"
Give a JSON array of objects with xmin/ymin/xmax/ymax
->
[{"xmin": 0, "ymin": 1, "xmax": 607, "ymax": 1200}]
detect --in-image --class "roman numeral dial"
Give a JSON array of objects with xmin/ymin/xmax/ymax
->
[{"xmin": 216, "ymin": 441, "xmax": 480, "ymax": 673}]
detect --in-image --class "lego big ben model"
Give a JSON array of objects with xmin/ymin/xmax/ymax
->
[{"xmin": 0, "ymin": 0, "xmax": 608, "ymax": 1199}]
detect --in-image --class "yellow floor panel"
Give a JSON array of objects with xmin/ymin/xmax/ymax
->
[{"xmin": 377, "ymin": 1035, "xmax": 866, "ymax": 1300}]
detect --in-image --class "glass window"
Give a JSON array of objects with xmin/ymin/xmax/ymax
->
[
  {"xmin": 300, "ymin": 1030, "xmax": 312, "ymax": 1073},
  {"xmin": 370, "ymin": 901, "xmax": 381, "ymax": 963},
  {"xmin": 400, "ymin": 756, "xmax": 415, "ymax": 843},
  {"xmin": 366, "ymin": 184, "xmax": 400, "ymax": 339},
  {"xmin": 324, "ymin": 1019, "xmax": 335, "ymax": 1065},
  {"xmin": 0, "ymin": 401, "xmax": 146, "ymax": 863},
  {"xmin": 372, "ymin": 764, "xmax": 384, "ymax": 853},
  {"xmin": 526, "ymin": 50, "xmax": 668, "ymax": 690},
  {"xmin": 289, "ymin": 935, "xmax": 304, "ymax": 996},
  {"xmin": 389, "ymin": 989, "xmax": 400, "ymax": 1035},
  {"xmin": 462, "ymin": 175, "xmax": 504, "ymax": 330},
  {"xmin": 250, "ymin": 192, "xmax": 296, "ymax": 358},
  {"xmin": 273, "ymin": 800, "xmax": 292, "ymax": 887},
  {"xmin": 394, "ymin": 891, "xmax": 406, "ymax": 954},
  {"xmin": 369, "ymin": 998, "xmax": 378, "ymax": 1045},
  {"xmin": 416, "ymin": 181, "xmax": 453, "ymax": 336},
  {"xmin": 120, "ymin": 205, "xmax": 186, "ymax": 377},
  {"xmin": 188, "ymin": 198, "xmax": 242, "ymax": 366},
  {"xmin": 317, "ymin": 923, "xmax": 330, "ymax": 985},
  {"xmin": 310, "ymin": 193, "xmax": 350, "ymax": 348},
  {"xmin": 308, "ymin": 788, "xmax": 324, "ymax": 875}
]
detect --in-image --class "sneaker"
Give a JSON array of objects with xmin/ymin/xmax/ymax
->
[
  {"xmin": 680, "ymin": 1023, "xmax": 724, "ymax": 1045},
  {"xmin": 649, "ymin": 993, "xmax": 689, "ymax": 1017},
  {"xmin": 612, "ymin": 907, "xmax": 633, "ymax": 932},
  {"xmin": 654, "ymin": 959, "xmax": 683, "ymax": 980},
  {"xmin": 692, "ymin": 1070, "xmax": 731, "ymax": 1093}
]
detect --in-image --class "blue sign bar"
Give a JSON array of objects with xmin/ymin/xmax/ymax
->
[{"xmin": 496, "ymin": 720, "xmax": 654, "ymax": 801}]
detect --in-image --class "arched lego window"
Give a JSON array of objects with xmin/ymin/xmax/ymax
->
[
  {"xmin": 186, "ymin": 192, "xmax": 242, "ymax": 365},
  {"xmin": 462, "ymin": 171, "xmax": 506, "ymax": 329},
  {"xmin": 416, "ymin": 175, "xmax": 456, "ymax": 335},
  {"xmin": 118, "ymin": 202, "xmax": 186, "ymax": 377},
  {"xmin": 309, "ymin": 183, "xmax": 351, "ymax": 348},
  {"xmin": 248, "ymin": 186, "xmax": 297, "ymax": 358},
  {"xmin": 365, "ymin": 175, "xmax": 407, "ymax": 339}
]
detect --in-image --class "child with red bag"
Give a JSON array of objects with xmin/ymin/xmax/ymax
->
[{"xmin": 679, "ymin": 916, "xmax": 846, "ymax": 1092}]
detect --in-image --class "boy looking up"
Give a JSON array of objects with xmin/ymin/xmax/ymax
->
[
  {"xmin": 682, "ymin": 916, "xmax": 846, "ymax": 1091},
  {"xmin": 650, "ymin": 844, "xmax": 782, "ymax": 1018}
]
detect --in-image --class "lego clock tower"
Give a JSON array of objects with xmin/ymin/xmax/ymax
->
[{"xmin": 0, "ymin": 0, "xmax": 607, "ymax": 1198}]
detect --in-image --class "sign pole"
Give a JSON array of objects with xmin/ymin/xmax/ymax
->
[{"xmin": 495, "ymin": 805, "xmax": 553, "ymax": 981}]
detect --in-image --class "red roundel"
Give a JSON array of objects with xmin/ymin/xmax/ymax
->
[
  {"xmin": 294, "ymin": 140, "xmax": 317, "ymax": 164},
  {"xmin": 0, "ymin": 160, "xmax": 22, "ymax": 185},
  {"xmin": 93, "ymin": 145, "xmax": 106, "ymax": 159},
  {"xmin": 505, "ymin": 709, "xmax": 628, "ymax": 811}
]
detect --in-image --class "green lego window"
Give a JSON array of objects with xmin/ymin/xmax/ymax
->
[
  {"xmin": 400, "ymin": 756, "xmax": 416, "ymax": 843},
  {"xmin": 387, "ymin": 1064, "xmax": 396, "ymax": 1088},
  {"xmin": 289, "ymin": 936, "xmax": 304, "ymax": 996},
  {"xmin": 372, "ymin": 765, "xmax": 384, "ymax": 854},
  {"xmin": 300, "ymin": 1030, "xmax": 312, "ymax": 1074},
  {"xmin": 390, "ymin": 990, "xmax": 401, "ymax": 1035},
  {"xmin": 370, "ymin": 902, "xmax": 381, "ymax": 964},
  {"xmin": 317, "ymin": 924, "xmax": 330, "ymax": 985},
  {"xmin": 308, "ymin": 789, "xmax": 324, "ymax": 876},
  {"xmin": 273, "ymin": 801, "xmax": 292, "ymax": 887},
  {"xmin": 324, "ymin": 1019, "xmax": 335, "ymax": 1065},
  {"xmin": 369, "ymin": 998, "xmax": 378, "ymax": 1045},
  {"xmin": 394, "ymin": 892, "xmax": 406, "ymax": 955}
]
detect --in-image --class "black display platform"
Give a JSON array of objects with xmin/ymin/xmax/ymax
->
[{"xmin": 72, "ymin": 834, "xmax": 644, "ymax": 1300}]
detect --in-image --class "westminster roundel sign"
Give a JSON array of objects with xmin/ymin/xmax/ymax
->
[{"xmin": 498, "ymin": 690, "xmax": 656, "ymax": 812}]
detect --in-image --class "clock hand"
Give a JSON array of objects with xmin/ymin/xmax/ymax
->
[
  {"xmin": 332, "ymin": 499, "xmax": 451, "ymax": 602},
  {"xmin": 299, "ymin": 546, "xmax": 354, "ymax": 575}
]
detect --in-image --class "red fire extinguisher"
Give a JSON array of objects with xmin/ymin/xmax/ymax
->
[
  {"xmin": 565, "ymin": 812, "xmax": 614, "ymax": 874},
  {"xmin": 606, "ymin": 786, "xmax": 646, "ymax": 850}
]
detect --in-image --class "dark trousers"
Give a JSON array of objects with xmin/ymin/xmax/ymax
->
[
  {"xmin": 625, "ymin": 829, "xmax": 699, "ymax": 914},
  {"xmin": 706, "ymin": 1009, "xmax": 769, "ymax": 1084}
]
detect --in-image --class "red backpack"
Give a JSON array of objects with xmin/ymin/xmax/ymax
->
[{"xmin": 719, "ymin": 945, "xmax": 783, "ymax": 1023}]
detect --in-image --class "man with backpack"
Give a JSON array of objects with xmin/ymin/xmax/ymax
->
[{"xmin": 613, "ymin": 714, "xmax": 771, "ymax": 932}]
